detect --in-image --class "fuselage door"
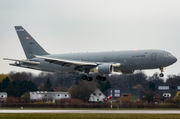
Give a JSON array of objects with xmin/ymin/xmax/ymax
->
[
  {"xmin": 151, "ymin": 53, "xmax": 156, "ymax": 61},
  {"xmin": 104, "ymin": 57, "xmax": 107, "ymax": 62}
]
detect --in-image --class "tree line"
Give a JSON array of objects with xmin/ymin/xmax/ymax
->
[
  {"xmin": 0, "ymin": 76, "xmax": 37, "ymax": 97},
  {"xmin": 0, "ymin": 71, "xmax": 180, "ymax": 100},
  {"xmin": 0, "ymin": 74, "xmax": 53, "ymax": 97}
]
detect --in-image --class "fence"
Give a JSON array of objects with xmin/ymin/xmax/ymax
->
[
  {"xmin": 0, "ymin": 102, "xmax": 180, "ymax": 108},
  {"xmin": 0, "ymin": 103, "xmax": 109, "ymax": 108}
]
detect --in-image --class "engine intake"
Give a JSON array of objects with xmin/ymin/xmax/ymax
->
[{"xmin": 90, "ymin": 64, "xmax": 113, "ymax": 74}]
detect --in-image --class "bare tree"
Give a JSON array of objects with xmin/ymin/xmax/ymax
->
[{"xmin": 69, "ymin": 80, "xmax": 99, "ymax": 101}]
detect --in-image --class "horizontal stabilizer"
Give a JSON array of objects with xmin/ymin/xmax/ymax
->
[
  {"xmin": 9, "ymin": 63, "xmax": 52, "ymax": 72},
  {"xmin": 3, "ymin": 58, "xmax": 40, "ymax": 64}
]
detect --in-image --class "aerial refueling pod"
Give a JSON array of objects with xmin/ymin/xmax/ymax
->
[{"xmin": 91, "ymin": 64, "xmax": 113, "ymax": 74}]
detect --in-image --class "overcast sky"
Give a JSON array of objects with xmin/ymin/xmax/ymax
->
[{"xmin": 0, "ymin": 0, "xmax": 180, "ymax": 78}]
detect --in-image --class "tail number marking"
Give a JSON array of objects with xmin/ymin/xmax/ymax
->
[{"xmin": 16, "ymin": 29, "xmax": 25, "ymax": 31}]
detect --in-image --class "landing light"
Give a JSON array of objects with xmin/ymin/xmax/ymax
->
[{"xmin": 135, "ymin": 49, "xmax": 137, "ymax": 51}]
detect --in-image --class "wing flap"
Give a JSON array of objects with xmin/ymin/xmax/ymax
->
[
  {"xmin": 34, "ymin": 55, "xmax": 97, "ymax": 66},
  {"xmin": 3, "ymin": 58, "xmax": 40, "ymax": 64}
]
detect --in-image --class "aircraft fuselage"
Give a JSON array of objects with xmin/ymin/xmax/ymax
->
[{"xmin": 23, "ymin": 49, "xmax": 177, "ymax": 74}]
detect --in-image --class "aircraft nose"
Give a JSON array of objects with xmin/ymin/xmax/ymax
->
[
  {"xmin": 173, "ymin": 56, "xmax": 177, "ymax": 63},
  {"xmin": 166, "ymin": 55, "xmax": 177, "ymax": 65},
  {"xmin": 170, "ymin": 56, "xmax": 177, "ymax": 64}
]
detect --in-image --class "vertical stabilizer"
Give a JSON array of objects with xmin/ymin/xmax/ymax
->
[{"xmin": 14, "ymin": 26, "xmax": 49, "ymax": 59}]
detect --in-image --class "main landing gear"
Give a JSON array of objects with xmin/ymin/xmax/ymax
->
[
  {"xmin": 159, "ymin": 67, "xmax": 165, "ymax": 77},
  {"xmin": 82, "ymin": 75, "xmax": 93, "ymax": 81},
  {"xmin": 96, "ymin": 75, "xmax": 106, "ymax": 81},
  {"xmin": 82, "ymin": 75, "xmax": 107, "ymax": 81}
]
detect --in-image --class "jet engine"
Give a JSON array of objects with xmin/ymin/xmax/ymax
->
[{"xmin": 90, "ymin": 64, "xmax": 113, "ymax": 74}]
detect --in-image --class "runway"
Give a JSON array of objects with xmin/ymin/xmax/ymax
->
[{"xmin": 0, "ymin": 110, "xmax": 180, "ymax": 114}]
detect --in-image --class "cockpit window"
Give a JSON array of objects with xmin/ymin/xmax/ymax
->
[{"xmin": 164, "ymin": 53, "xmax": 172, "ymax": 57}]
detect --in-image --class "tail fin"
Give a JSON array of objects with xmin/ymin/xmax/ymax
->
[{"xmin": 15, "ymin": 26, "xmax": 49, "ymax": 59}]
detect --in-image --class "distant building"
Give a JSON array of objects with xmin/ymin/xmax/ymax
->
[
  {"xmin": 121, "ymin": 93, "xmax": 131, "ymax": 103},
  {"xmin": 157, "ymin": 85, "xmax": 180, "ymax": 103},
  {"xmin": 105, "ymin": 88, "xmax": 143, "ymax": 102},
  {"xmin": 0, "ymin": 92, "xmax": 7, "ymax": 102},
  {"xmin": 107, "ymin": 89, "xmax": 142, "ymax": 99},
  {"xmin": 30, "ymin": 91, "xmax": 70, "ymax": 102},
  {"xmin": 89, "ymin": 88, "xmax": 106, "ymax": 102}
]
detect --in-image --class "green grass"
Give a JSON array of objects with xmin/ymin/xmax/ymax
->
[{"xmin": 0, "ymin": 113, "xmax": 180, "ymax": 119}]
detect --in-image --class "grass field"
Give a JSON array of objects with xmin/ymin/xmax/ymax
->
[{"xmin": 0, "ymin": 113, "xmax": 180, "ymax": 119}]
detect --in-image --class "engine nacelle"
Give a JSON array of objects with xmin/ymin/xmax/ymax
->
[{"xmin": 90, "ymin": 64, "xmax": 113, "ymax": 74}]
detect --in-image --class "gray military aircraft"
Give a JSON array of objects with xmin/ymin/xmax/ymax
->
[{"xmin": 4, "ymin": 26, "xmax": 177, "ymax": 81}]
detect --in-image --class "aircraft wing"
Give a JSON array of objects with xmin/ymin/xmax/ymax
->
[
  {"xmin": 34, "ymin": 55, "xmax": 97, "ymax": 67},
  {"xmin": 3, "ymin": 58, "xmax": 40, "ymax": 64}
]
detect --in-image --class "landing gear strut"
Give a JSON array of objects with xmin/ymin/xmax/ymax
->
[
  {"xmin": 96, "ymin": 75, "xmax": 106, "ymax": 81},
  {"xmin": 159, "ymin": 67, "xmax": 165, "ymax": 77}
]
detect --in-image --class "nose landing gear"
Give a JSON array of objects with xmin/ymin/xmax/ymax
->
[
  {"xmin": 159, "ymin": 73, "xmax": 164, "ymax": 77},
  {"xmin": 159, "ymin": 67, "xmax": 165, "ymax": 77}
]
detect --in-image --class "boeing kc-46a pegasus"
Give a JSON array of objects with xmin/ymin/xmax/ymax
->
[{"xmin": 4, "ymin": 26, "xmax": 177, "ymax": 81}]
